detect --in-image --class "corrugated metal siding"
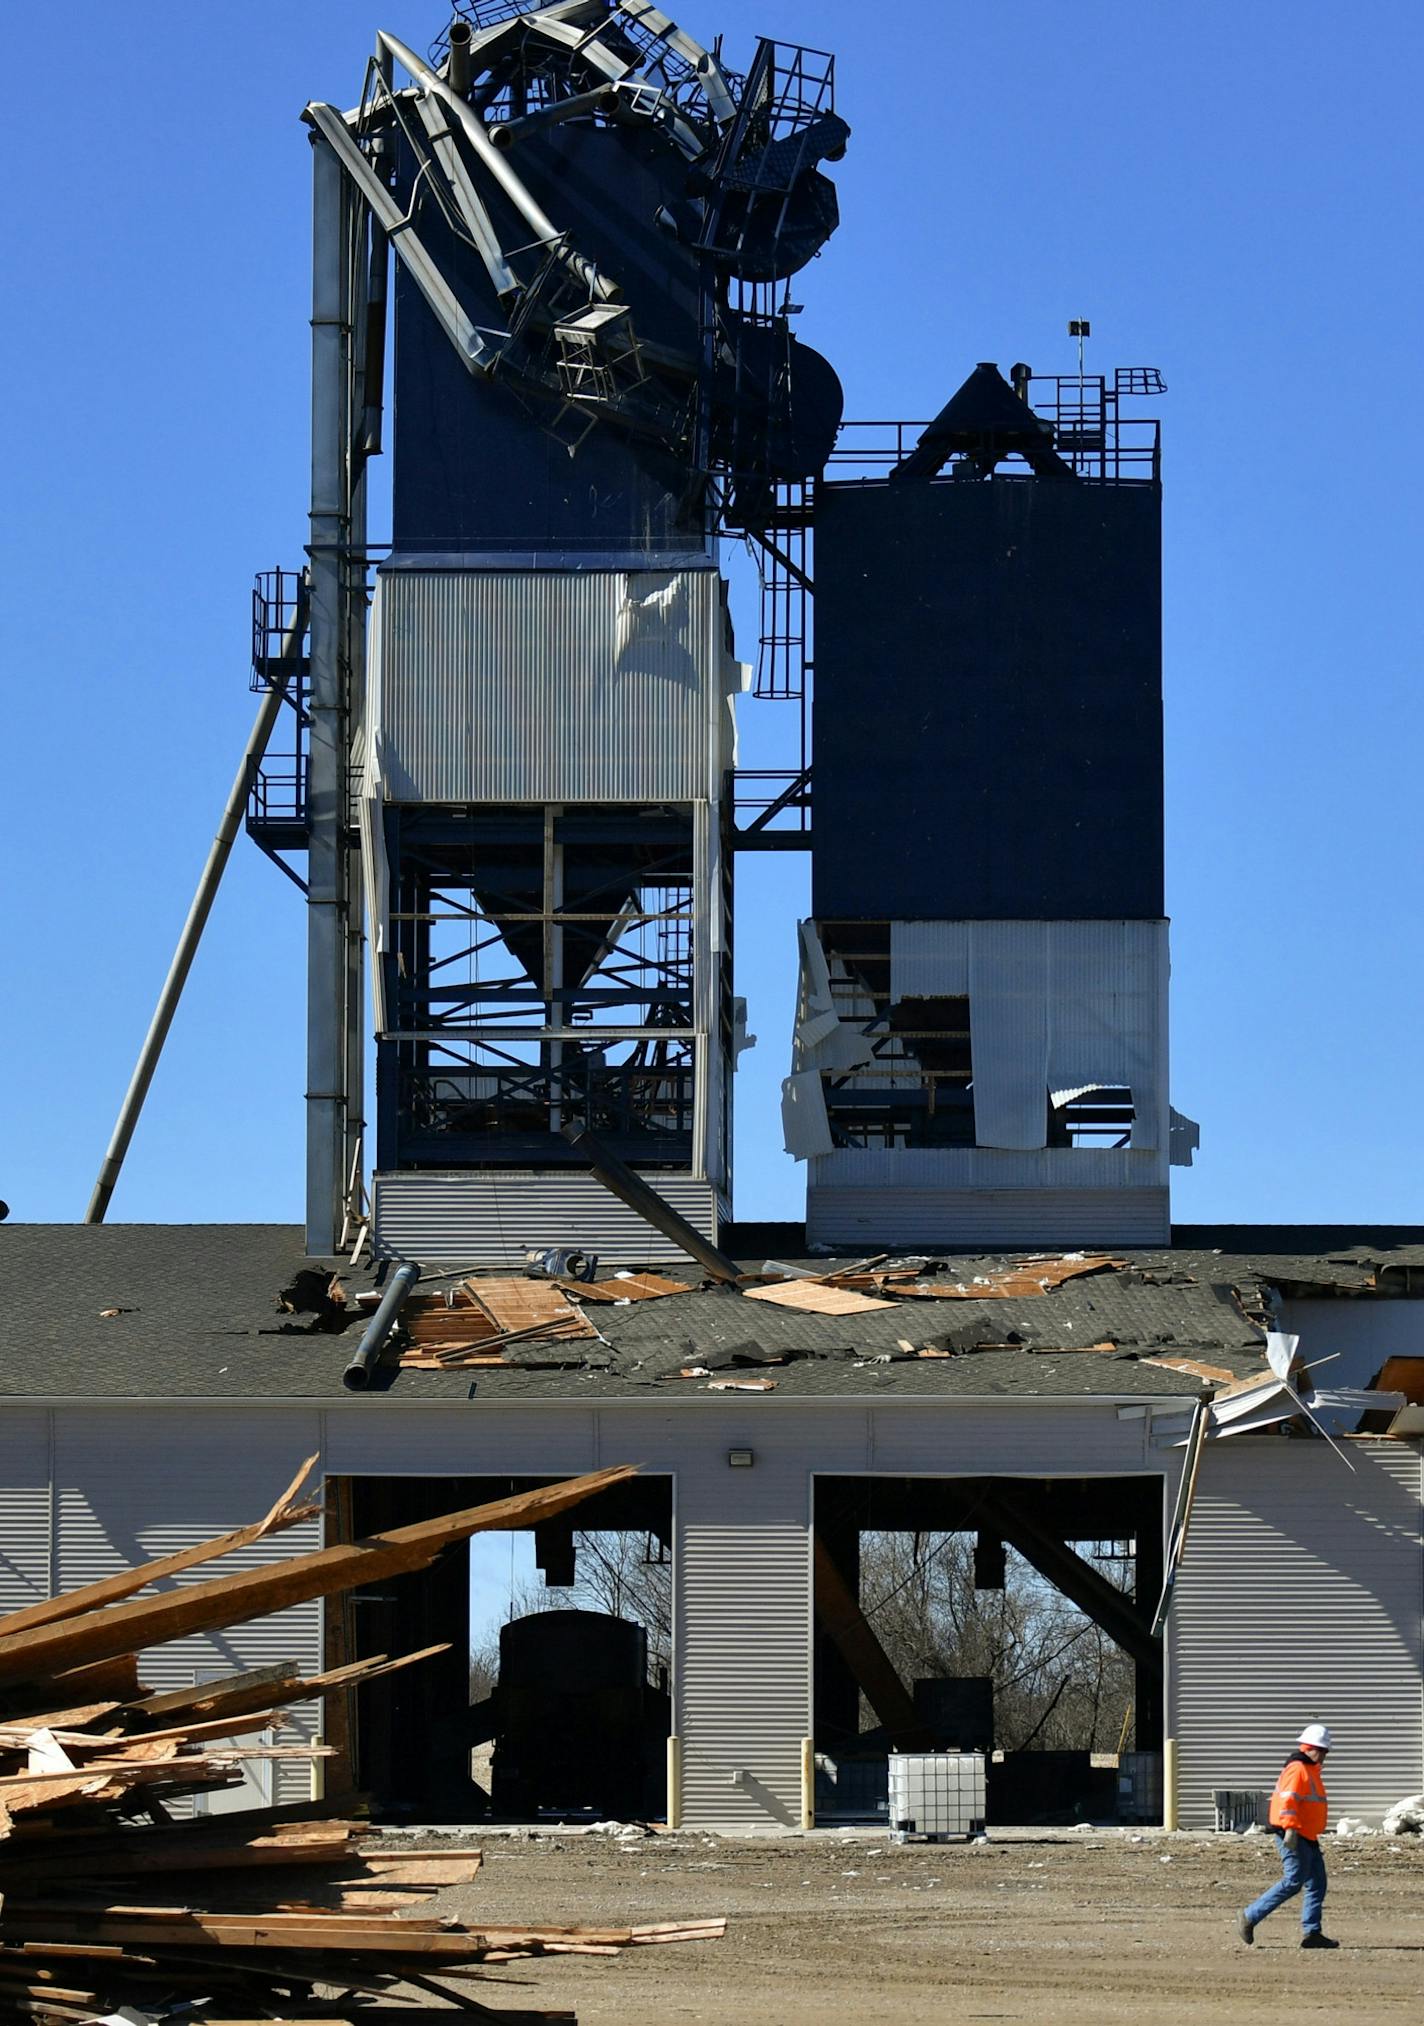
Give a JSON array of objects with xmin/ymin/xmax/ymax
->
[
  {"xmin": 869, "ymin": 1405, "xmax": 1156, "ymax": 1478},
  {"xmin": 53, "ymin": 1412, "xmax": 325, "ymax": 1807},
  {"xmin": 1170, "ymin": 1440, "xmax": 1423, "ymax": 1826},
  {"xmin": 326, "ymin": 1408, "xmax": 599, "ymax": 1480},
  {"xmin": 807, "ymin": 1183, "xmax": 1171, "ymax": 1249},
  {"xmin": 809, "ymin": 1147, "xmax": 1165, "ymax": 1189},
  {"xmin": 887, "ymin": 920, "xmax": 1169, "ymax": 1155},
  {"xmin": 374, "ymin": 1170, "xmax": 726, "ymax": 1262},
  {"xmin": 0, "ymin": 1409, "xmax": 51, "ymax": 1614},
  {"xmin": 676, "ymin": 1446, "xmax": 811, "ymax": 1829},
  {"xmin": 375, "ymin": 569, "xmax": 724, "ymax": 802}
]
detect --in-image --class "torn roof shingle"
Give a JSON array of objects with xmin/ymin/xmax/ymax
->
[{"xmin": 1, "ymin": 1221, "xmax": 1421, "ymax": 1405}]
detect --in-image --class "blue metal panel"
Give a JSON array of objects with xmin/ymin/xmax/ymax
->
[{"xmin": 811, "ymin": 479, "xmax": 1163, "ymax": 920}]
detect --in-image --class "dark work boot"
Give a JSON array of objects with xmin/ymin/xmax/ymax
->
[
  {"xmin": 1300, "ymin": 1931, "xmax": 1340, "ymax": 1949},
  {"xmin": 1236, "ymin": 1913, "xmax": 1256, "ymax": 1946}
]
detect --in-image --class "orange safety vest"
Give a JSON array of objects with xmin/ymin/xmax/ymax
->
[{"xmin": 1268, "ymin": 1754, "xmax": 1328, "ymax": 1841}]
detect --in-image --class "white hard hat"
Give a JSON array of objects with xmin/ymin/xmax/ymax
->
[{"xmin": 1298, "ymin": 1724, "xmax": 1333, "ymax": 1750}]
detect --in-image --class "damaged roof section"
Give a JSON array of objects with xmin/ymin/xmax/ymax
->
[{"xmin": 4, "ymin": 1224, "xmax": 1421, "ymax": 1409}]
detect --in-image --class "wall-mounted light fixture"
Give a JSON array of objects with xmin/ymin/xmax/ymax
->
[{"xmin": 727, "ymin": 1448, "xmax": 754, "ymax": 1469}]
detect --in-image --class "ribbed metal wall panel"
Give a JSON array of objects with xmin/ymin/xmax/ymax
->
[
  {"xmin": 53, "ymin": 1412, "xmax": 324, "ymax": 1806},
  {"xmin": 674, "ymin": 1423, "xmax": 812, "ymax": 1827},
  {"xmin": 36, "ymin": 1396, "xmax": 1183, "ymax": 1830},
  {"xmin": 809, "ymin": 1146, "xmax": 1164, "ymax": 1189},
  {"xmin": 0, "ymin": 1410, "xmax": 51, "ymax": 1614},
  {"xmin": 374, "ymin": 1170, "xmax": 726, "ymax": 1262},
  {"xmin": 375, "ymin": 569, "xmax": 727, "ymax": 803},
  {"xmin": 868, "ymin": 1405, "xmax": 1157, "ymax": 1478},
  {"xmin": 326, "ymin": 1409, "xmax": 599, "ymax": 1480},
  {"xmin": 678, "ymin": 1522, "xmax": 810, "ymax": 1827},
  {"xmin": 807, "ymin": 1184, "xmax": 1171, "ymax": 1249},
  {"xmin": 1170, "ymin": 1440, "xmax": 1423, "ymax": 1827}
]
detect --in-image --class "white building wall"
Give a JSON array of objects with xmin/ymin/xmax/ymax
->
[
  {"xmin": 5, "ymin": 1399, "xmax": 1165, "ymax": 1830},
  {"xmin": 0, "ymin": 1409, "xmax": 51, "ymax": 1614},
  {"xmin": 42, "ymin": 1411, "xmax": 325, "ymax": 1805},
  {"xmin": 1170, "ymin": 1437, "xmax": 1424, "ymax": 1827},
  {"xmin": 12, "ymin": 1401, "xmax": 1417, "ymax": 1832}
]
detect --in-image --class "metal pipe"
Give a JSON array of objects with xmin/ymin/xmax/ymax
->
[
  {"xmin": 408, "ymin": 90, "xmax": 519, "ymax": 298},
  {"xmin": 559, "ymin": 1122, "xmax": 741, "ymax": 1283},
  {"xmin": 490, "ymin": 84, "xmax": 616, "ymax": 147},
  {"xmin": 447, "ymin": 18, "xmax": 473, "ymax": 96},
  {"xmin": 358, "ymin": 216, "xmax": 389, "ymax": 459},
  {"xmin": 306, "ymin": 130, "xmax": 354, "ymax": 1257},
  {"xmin": 305, "ymin": 104, "xmax": 495, "ymax": 375},
  {"xmin": 1163, "ymin": 1736, "xmax": 1179, "ymax": 1831},
  {"xmin": 343, "ymin": 1261, "xmax": 421, "ymax": 1390},
  {"xmin": 666, "ymin": 1734, "xmax": 683, "ymax": 1830},
  {"xmin": 376, "ymin": 31, "xmax": 620, "ymax": 302},
  {"xmin": 85, "ymin": 576, "xmax": 311, "ymax": 1223}
]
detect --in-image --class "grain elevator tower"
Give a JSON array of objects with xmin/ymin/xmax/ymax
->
[{"xmin": 281, "ymin": 3, "xmax": 846, "ymax": 1258}]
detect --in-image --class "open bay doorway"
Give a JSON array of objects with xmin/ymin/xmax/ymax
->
[{"xmin": 325, "ymin": 1473, "xmax": 672, "ymax": 1823}]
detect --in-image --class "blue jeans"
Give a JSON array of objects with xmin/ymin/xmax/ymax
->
[{"xmin": 1245, "ymin": 1830, "xmax": 1327, "ymax": 1932}]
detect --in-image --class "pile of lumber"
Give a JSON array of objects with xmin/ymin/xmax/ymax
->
[
  {"xmin": 0, "ymin": 1459, "xmax": 723, "ymax": 2021},
  {"xmin": 393, "ymin": 1278, "xmax": 601, "ymax": 1371}
]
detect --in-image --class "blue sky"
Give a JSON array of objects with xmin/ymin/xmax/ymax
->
[{"xmin": 4, "ymin": 0, "xmax": 1420, "ymax": 1231}]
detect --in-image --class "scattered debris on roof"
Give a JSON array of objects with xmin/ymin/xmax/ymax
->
[
  {"xmin": 276, "ymin": 1267, "xmax": 350, "ymax": 1332},
  {"xmin": 743, "ymin": 1279, "xmax": 897, "ymax": 1316},
  {"xmin": 6, "ymin": 1226, "xmax": 1424, "ymax": 1416},
  {"xmin": 573, "ymin": 1270, "xmax": 688, "ymax": 1303}
]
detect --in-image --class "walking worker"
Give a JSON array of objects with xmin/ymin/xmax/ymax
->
[{"xmin": 1237, "ymin": 1724, "xmax": 1339, "ymax": 1949}]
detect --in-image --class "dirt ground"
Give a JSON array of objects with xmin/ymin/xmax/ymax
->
[{"xmin": 417, "ymin": 1825, "xmax": 1424, "ymax": 2024}]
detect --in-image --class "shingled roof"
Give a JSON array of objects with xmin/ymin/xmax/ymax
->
[{"xmin": 2, "ymin": 1222, "xmax": 1420, "ymax": 1405}]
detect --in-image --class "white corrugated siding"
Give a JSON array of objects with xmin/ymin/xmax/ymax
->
[
  {"xmin": 53, "ymin": 1412, "xmax": 325, "ymax": 1806},
  {"xmin": 374, "ymin": 1170, "xmax": 726, "ymax": 1262},
  {"xmin": 809, "ymin": 1146, "xmax": 1164, "ymax": 1189},
  {"xmin": 676, "ymin": 1452, "xmax": 811, "ymax": 1828},
  {"xmin": 807, "ymin": 1182, "xmax": 1171, "ymax": 1249},
  {"xmin": 30, "ymin": 1396, "xmax": 1189, "ymax": 1831},
  {"xmin": 888, "ymin": 920, "xmax": 1169, "ymax": 1155},
  {"xmin": 0, "ymin": 1409, "xmax": 51, "ymax": 1613},
  {"xmin": 869, "ymin": 1404, "xmax": 1158, "ymax": 1478},
  {"xmin": 1170, "ymin": 1439, "xmax": 1424, "ymax": 1826},
  {"xmin": 374, "ymin": 568, "xmax": 726, "ymax": 803}
]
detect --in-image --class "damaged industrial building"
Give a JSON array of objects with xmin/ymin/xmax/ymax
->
[{"xmin": 6, "ymin": 0, "xmax": 1421, "ymax": 1843}]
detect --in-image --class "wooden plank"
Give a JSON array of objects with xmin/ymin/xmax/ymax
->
[
  {"xmin": 0, "ymin": 1457, "xmax": 320, "ymax": 1639},
  {"xmin": 0, "ymin": 1653, "xmax": 145, "ymax": 1717},
  {"xmin": 581, "ymin": 1272, "xmax": 688, "ymax": 1302},
  {"xmin": 743, "ymin": 1280, "xmax": 896, "ymax": 1315},
  {"xmin": 461, "ymin": 1277, "xmax": 596, "ymax": 1339},
  {"xmin": 130, "ymin": 1659, "xmax": 300, "ymax": 1722},
  {"xmin": 1376, "ymin": 1355, "xmax": 1424, "ymax": 1403},
  {"xmin": 898, "ymin": 1255, "xmax": 1127, "ymax": 1300},
  {"xmin": 0, "ymin": 1467, "xmax": 636, "ymax": 1687}
]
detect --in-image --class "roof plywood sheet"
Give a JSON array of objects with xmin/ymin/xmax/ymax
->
[{"xmin": 742, "ymin": 1281, "xmax": 896, "ymax": 1316}]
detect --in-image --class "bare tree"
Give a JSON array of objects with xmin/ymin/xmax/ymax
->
[{"xmin": 859, "ymin": 1532, "xmax": 1135, "ymax": 1753}]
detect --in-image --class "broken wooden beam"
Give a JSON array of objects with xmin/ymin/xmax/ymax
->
[{"xmin": 0, "ymin": 1467, "xmax": 637, "ymax": 1688}]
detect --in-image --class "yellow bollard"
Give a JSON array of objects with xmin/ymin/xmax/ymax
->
[
  {"xmin": 666, "ymin": 1733, "xmax": 683, "ymax": 1831},
  {"xmin": 1163, "ymin": 1736, "xmax": 1178, "ymax": 1831},
  {"xmin": 800, "ymin": 1737, "xmax": 815, "ymax": 1832}
]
